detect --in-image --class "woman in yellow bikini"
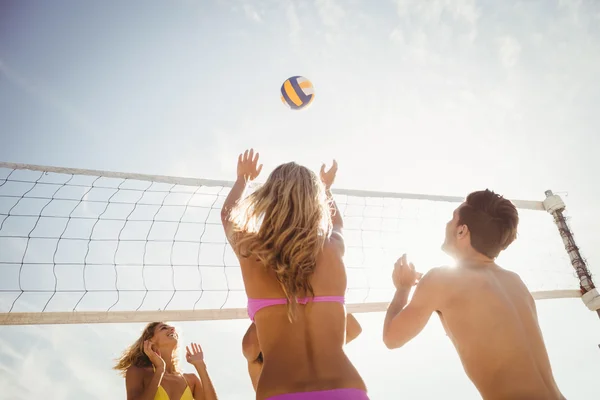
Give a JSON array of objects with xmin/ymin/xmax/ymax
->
[{"xmin": 115, "ymin": 322, "xmax": 218, "ymax": 400}]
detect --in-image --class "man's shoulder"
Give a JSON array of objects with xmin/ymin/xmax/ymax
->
[
  {"xmin": 416, "ymin": 266, "xmax": 457, "ymax": 295},
  {"xmin": 423, "ymin": 265, "xmax": 457, "ymax": 282},
  {"xmin": 411, "ymin": 266, "xmax": 460, "ymax": 311},
  {"xmin": 496, "ymin": 265, "xmax": 524, "ymax": 280},
  {"xmin": 420, "ymin": 266, "xmax": 468, "ymax": 300}
]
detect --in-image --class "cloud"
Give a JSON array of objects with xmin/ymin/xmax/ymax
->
[
  {"xmin": 0, "ymin": 336, "xmax": 26, "ymax": 362},
  {"xmin": 497, "ymin": 35, "xmax": 522, "ymax": 69},
  {"xmin": 0, "ymin": 332, "xmax": 72, "ymax": 399},
  {"xmin": 315, "ymin": 0, "xmax": 345, "ymax": 28},
  {"xmin": 394, "ymin": 0, "xmax": 479, "ymax": 25},
  {"xmin": 389, "ymin": 27, "xmax": 404, "ymax": 43},
  {"xmin": 242, "ymin": 2, "xmax": 262, "ymax": 23},
  {"xmin": 390, "ymin": 0, "xmax": 480, "ymax": 51},
  {"xmin": 0, "ymin": 59, "xmax": 99, "ymax": 138},
  {"xmin": 314, "ymin": 0, "xmax": 346, "ymax": 45},
  {"xmin": 286, "ymin": 1, "xmax": 302, "ymax": 44},
  {"xmin": 0, "ymin": 324, "xmax": 138, "ymax": 399}
]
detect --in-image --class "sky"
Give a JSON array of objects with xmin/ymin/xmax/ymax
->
[{"xmin": 1, "ymin": 0, "xmax": 600, "ymax": 399}]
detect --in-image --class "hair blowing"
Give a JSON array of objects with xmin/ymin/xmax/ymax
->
[
  {"xmin": 230, "ymin": 162, "xmax": 332, "ymax": 321},
  {"xmin": 459, "ymin": 189, "xmax": 519, "ymax": 259},
  {"xmin": 113, "ymin": 322, "xmax": 179, "ymax": 377}
]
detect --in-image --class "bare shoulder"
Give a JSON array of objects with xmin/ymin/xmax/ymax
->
[
  {"xmin": 422, "ymin": 265, "xmax": 456, "ymax": 284},
  {"xmin": 184, "ymin": 372, "xmax": 200, "ymax": 385},
  {"xmin": 125, "ymin": 365, "xmax": 152, "ymax": 389},
  {"xmin": 126, "ymin": 365, "xmax": 149, "ymax": 378},
  {"xmin": 492, "ymin": 265, "xmax": 527, "ymax": 285},
  {"xmin": 499, "ymin": 266, "xmax": 525, "ymax": 282},
  {"xmin": 125, "ymin": 365, "xmax": 152, "ymax": 398},
  {"xmin": 183, "ymin": 372, "xmax": 201, "ymax": 393},
  {"xmin": 497, "ymin": 267, "xmax": 534, "ymax": 298},
  {"xmin": 419, "ymin": 266, "xmax": 463, "ymax": 301}
]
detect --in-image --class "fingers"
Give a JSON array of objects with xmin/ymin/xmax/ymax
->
[
  {"xmin": 239, "ymin": 149, "xmax": 262, "ymax": 176},
  {"xmin": 187, "ymin": 342, "xmax": 199, "ymax": 354},
  {"xmin": 144, "ymin": 340, "xmax": 159, "ymax": 360},
  {"xmin": 321, "ymin": 160, "xmax": 338, "ymax": 175},
  {"xmin": 392, "ymin": 254, "xmax": 421, "ymax": 284},
  {"xmin": 189, "ymin": 342, "xmax": 203, "ymax": 354},
  {"xmin": 394, "ymin": 253, "xmax": 407, "ymax": 267}
]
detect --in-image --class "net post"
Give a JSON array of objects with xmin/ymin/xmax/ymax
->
[{"xmin": 543, "ymin": 190, "xmax": 600, "ymax": 319}]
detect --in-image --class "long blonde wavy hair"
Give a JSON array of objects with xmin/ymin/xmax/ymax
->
[
  {"xmin": 113, "ymin": 322, "xmax": 180, "ymax": 377},
  {"xmin": 230, "ymin": 162, "xmax": 332, "ymax": 321}
]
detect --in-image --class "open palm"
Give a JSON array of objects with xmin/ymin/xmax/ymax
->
[
  {"xmin": 143, "ymin": 340, "xmax": 166, "ymax": 371},
  {"xmin": 320, "ymin": 160, "xmax": 338, "ymax": 189},
  {"xmin": 237, "ymin": 149, "xmax": 263, "ymax": 182},
  {"xmin": 186, "ymin": 342, "xmax": 205, "ymax": 366}
]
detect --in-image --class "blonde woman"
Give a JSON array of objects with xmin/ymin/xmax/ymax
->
[
  {"xmin": 115, "ymin": 322, "xmax": 218, "ymax": 400},
  {"xmin": 222, "ymin": 149, "xmax": 369, "ymax": 400}
]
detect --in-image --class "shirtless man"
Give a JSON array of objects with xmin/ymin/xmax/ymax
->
[
  {"xmin": 382, "ymin": 189, "xmax": 565, "ymax": 400},
  {"xmin": 242, "ymin": 314, "xmax": 363, "ymax": 391}
]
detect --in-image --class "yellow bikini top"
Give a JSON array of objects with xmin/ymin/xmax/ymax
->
[
  {"xmin": 155, "ymin": 385, "xmax": 193, "ymax": 400},
  {"xmin": 152, "ymin": 366, "xmax": 194, "ymax": 400}
]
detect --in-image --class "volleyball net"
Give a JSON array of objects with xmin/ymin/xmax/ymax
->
[{"xmin": 0, "ymin": 162, "xmax": 596, "ymax": 325}]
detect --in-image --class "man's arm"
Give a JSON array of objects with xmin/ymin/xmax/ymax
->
[{"xmin": 383, "ymin": 268, "xmax": 442, "ymax": 349}]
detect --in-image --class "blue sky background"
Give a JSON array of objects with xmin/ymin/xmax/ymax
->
[{"xmin": 1, "ymin": 0, "xmax": 600, "ymax": 398}]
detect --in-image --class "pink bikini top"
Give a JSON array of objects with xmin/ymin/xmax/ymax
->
[{"xmin": 247, "ymin": 296, "xmax": 345, "ymax": 321}]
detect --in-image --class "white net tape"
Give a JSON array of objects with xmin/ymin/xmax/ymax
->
[{"xmin": 0, "ymin": 164, "xmax": 579, "ymax": 324}]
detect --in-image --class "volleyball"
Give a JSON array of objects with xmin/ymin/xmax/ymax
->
[{"xmin": 280, "ymin": 76, "xmax": 314, "ymax": 110}]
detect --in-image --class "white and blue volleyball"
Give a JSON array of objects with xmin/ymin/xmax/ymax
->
[{"xmin": 280, "ymin": 76, "xmax": 315, "ymax": 110}]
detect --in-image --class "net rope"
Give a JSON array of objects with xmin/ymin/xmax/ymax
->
[{"xmin": 0, "ymin": 164, "xmax": 580, "ymax": 324}]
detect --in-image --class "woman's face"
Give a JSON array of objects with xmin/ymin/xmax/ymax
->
[{"xmin": 151, "ymin": 323, "xmax": 178, "ymax": 347}]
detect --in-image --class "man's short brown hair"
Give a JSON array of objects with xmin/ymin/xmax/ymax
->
[{"xmin": 458, "ymin": 189, "xmax": 519, "ymax": 258}]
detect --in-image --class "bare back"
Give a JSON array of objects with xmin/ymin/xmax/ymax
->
[
  {"xmin": 438, "ymin": 264, "xmax": 564, "ymax": 400},
  {"xmin": 239, "ymin": 239, "xmax": 366, "ymax": 399}
]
